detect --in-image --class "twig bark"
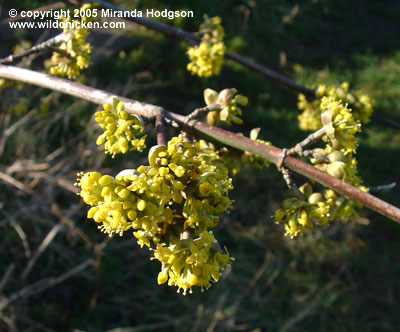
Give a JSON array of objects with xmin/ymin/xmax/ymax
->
[
  {"xmin": 288, "ymin": 127, "xmax": 326, "ymax": 156},
  {"xmin": 155, "ymin": 112, "xmax": 166, "ymax": 146},
  {"xmin": 0, "ymin": 33, "xmax": 65, "ymax": 64},
  {"xmin": 1, "ymin": 64, "xmax": 400, "ymax": 223}
]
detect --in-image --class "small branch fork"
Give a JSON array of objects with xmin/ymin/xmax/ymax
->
[
  {"xmin": 288, "ymin": 127, "xmax": 326, "ymax": 157},
  {"xmin": 186, "ymin": 103, "xmax": 221, "ymax": 121},
  {"xmin": 1, "ymin": 64, "xmax": 400, "ymax": 223},
  {"xmin": 278, "ymin": 127, "xmax": 327, "ymax": 199}
]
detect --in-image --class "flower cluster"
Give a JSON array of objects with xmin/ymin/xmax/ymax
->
[
  {"xmin": 320, "ymin": 97, "xmax": 361, "ymax": 155},
  {"xmin": 77, "ymin": 134, "xmax": 234, "ymax": 294},
  {"xmin": 95, "ymin": 98, "xmax": 146, "ymax": 157},
  {"xmin": 275, "ymin": 183, "xmax": 331, "ymax": 238},
  {"xmin": 47, "ymin": 3, "xmax": 96, "ymax": 78},
  {"xmin": 204, "ymin": 88, "xmax": 248, "ymax": 126},
  {"xmin": 276, "ymin": 88, "xmax": 369, "ymax": 237},
  {"xmin": 276, "ymin": 123, "xmax": 367, "ymax": 237},
  {"xmin": 187, "ymin": 16, "xmax": 226, "ymax": 77},
  {"xmin": 298, "ymin": 82, "xmax": 373, "ymax": 131}
]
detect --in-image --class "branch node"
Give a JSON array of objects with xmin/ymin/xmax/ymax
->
[{"xmin": 277, "ymin": 148, "xmax": 288, "ymax": 170}]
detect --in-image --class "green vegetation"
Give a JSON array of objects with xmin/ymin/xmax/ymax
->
[{"xmin": 0, "ymin": 0, "xmax": 399, "ymax": 330}]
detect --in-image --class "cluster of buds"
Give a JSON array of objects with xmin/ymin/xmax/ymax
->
[
  {"xmin": 276, "ymin": 96, "xmax": 368, "ymax": 237},
  {"xmin": 77, "ymin": 134, "xmax": 234, "ymax": 294},
  {"xmin": 47, "ymin": 3, "xmax": 96, "ymax": 79},
  {"xmin": 275, "ymin": 183, "xmax": 331, "ymax": 238},
  {"xmin": 204, "ymin": 88, "xmax": 248, "ymax": 126},
  {"xmin": 298, "ymin": 82, "xmax": 373, "ymax": 131},
  {"xmin": 187, "ymin": 16, "xmax": 226, "ymax": 77},
  {"xmin": 95, "ymin": 98, "xmax": 146, "ymax": 157}
]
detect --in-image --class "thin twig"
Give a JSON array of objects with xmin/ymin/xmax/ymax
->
[
  {"xmin": 155, "ymin": 112, "xmax": 166, "ymax": 145},
  {"xmin": 281, "ymin": 167, "xmax": 305, "ymax": 201},
  {"xmin": 0, "ymin": 33, "xmax": 65, "ymax": 64},
  {"xmin": 1, "ymin": 64, "xmax": 400, "ymax": 223},
  {"xmin": 288, "ymin": 127, "xmax": 326, "ymax": 156},
  {"xmin": 187, "ymin": 103, "xmax": 221, "ymax": 121}
]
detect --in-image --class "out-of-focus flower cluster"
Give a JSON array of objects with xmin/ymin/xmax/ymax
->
[
  {"xmin": 298, "ymin": 82, "xmax": 373, "ymax": 131},
  {"xmin": 77, "ymin": 134, "xmax": 234, "ymax": 294},
  {"xmin": 95, "ymin": 98, "xmax": 146, "ymax": 157},
  {"xmin": 219, "ymin": 128, "xmax": 272, "ymax": 175},
  {"xmin": 204, "ymin": 88, "xmax": 248, "ymax": 126},
  {"xmin": 187, "ymin": 16, "xmax": 225, "ymax": 77},
  {"xmin": 47, "ymin": 3, "xmax": 96, "ymax": 79}
]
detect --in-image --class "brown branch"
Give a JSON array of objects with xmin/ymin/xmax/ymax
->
[
  {"xmin": 155, "ymin": 112, "xmax": 167, "ymax": 146},
  {"xmin": 1, "ymin": 64, "xmax": 399, "ymax": 223}
]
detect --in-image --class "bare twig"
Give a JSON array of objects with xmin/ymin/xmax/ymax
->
[
  {"xmin": 155, "ymin": 112, "xmax": 166, "ymax": 145},
  {"xmin": 288, "ymin": 127, "xmax": 326, "ymax": 156},
  {"xmin": 0, "ymin": 34, "xmax": 65, "ymax": 64},
  {"xmin": 187, "ymin": 103, "xmax": 221, "ymax": 121},
  {"xmin": 1, "ymin": 64, "xmax": 400, "ymax": 223},
  {"xmin": 281, "ymin": 167, "xmax": 305, "ymax": 201},
  {"xmin": 0, "ymin": 259, "xmax": 94, "ymax": 311}
]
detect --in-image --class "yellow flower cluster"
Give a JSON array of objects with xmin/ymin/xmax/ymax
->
[
  {"xmin": 320, "ymin": 97, "xmax": 361, "ymax": 155},
  {"xmin": 275, "ymin": 184, "xmax": 331, "ymax": 238},
  {"xmin": 77, "ymin": 134, "xmax": 234, "ymax": 294},
  {"xmin": 95, "ymin": 98, "xmax": 146, "ymax": 157},
  {"xmin": 298, "ymin": 82, "xmax": 373, "ymax": 131},
  {"xmin": 48, "ymin": 3, "xmax": 96, "ymax": 79},
  {"xmin": 275, "ymin": 181, "xmax": 368, "ymax": 238},
  {"xmin": 276, "ymin": 131, "xmax": 368, "ymax": 238},
  {"xmin": 204, "ymin": 88, "xmax": 248, "ymax": 126},
  {"xmin": 187, "ymin": 16, "xmax": 226, "ymax": 77}
]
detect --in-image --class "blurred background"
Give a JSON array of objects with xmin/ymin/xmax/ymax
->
[{"xmin": 0, "ymin": 0, "xmax": 400, "ymax": 330}]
